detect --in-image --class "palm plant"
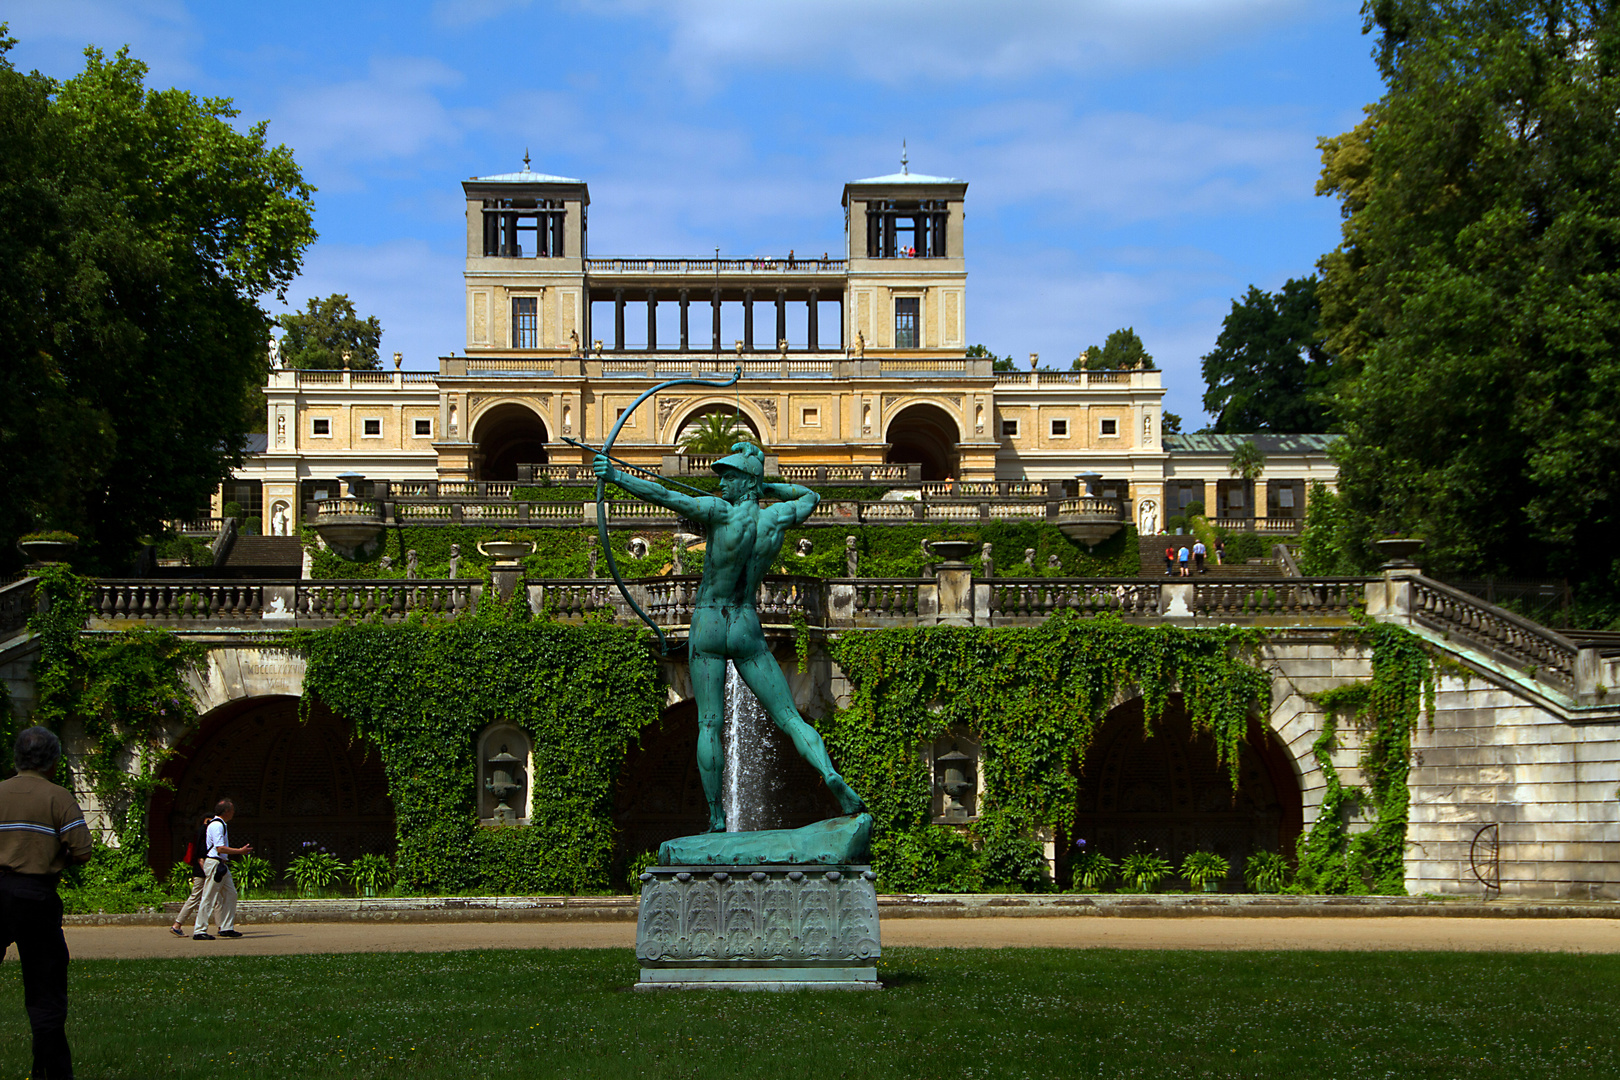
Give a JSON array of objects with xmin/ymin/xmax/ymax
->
[
  {"xmin": 1070, "ymin": 851, "xmax": 1116, "ymax": 891},
  {"xmin": 1244, "ymin": 850, "xmax": 1291, "ymax": 893},
  {"xmin": 287, "ymin": 844, "xmax": 346, "ymax": 897},
  {"xmin": 679, "ymin": 411, "xmax": 760, "ymax": 456},
  {"xmin": 346, "ymin": 853, "xmax": 394, "ymax": 897}
]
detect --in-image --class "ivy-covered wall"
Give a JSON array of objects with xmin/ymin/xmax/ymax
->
[{"xmin": 823, "ymin": 613, "xmax": 1273, "ymax": 891}]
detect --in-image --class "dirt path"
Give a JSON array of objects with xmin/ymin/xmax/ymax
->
[{"xmin": 41, "ymin": 916, "xmax": 1620, "ymax": 960}]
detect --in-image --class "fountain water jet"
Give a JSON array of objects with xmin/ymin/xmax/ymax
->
[{"xmin": 722, "ymin": 660, "xmax": 779, "ymax": 832}]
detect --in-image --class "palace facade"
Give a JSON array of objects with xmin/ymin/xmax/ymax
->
[{"xmin": 225, "ymin": 162, "xmax": 1337, "ymax": 535}]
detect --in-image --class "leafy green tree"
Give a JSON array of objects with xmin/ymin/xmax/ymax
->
[
  {"xmin": 1201, "ymin": 278, "xmax": 1334, "ymax": 432},
  {"xmin": 1075, "ymin": 327, "xmax": 1156, "ymax": 370},
  {"xmin": 967, "ymin": 343, "xmax": 1015, "ymax": 372},
  {"xmin": 678, "ymin": 412, "xmax": 760, "ymax": 456},
  {"xmin": 275, "ymin": 293, "xmax": 382, "ymax": 370},
  {"xmin": 1162, "ymin": 412, "xmax": 1183, "ymax": 435},
  {"xmin": 0, "ymin": 32, "xmax": 315, "ymax": 571},
  {"xmin": 1316, "ymin": 2, "xmax": 1620, "ymax": 602}
]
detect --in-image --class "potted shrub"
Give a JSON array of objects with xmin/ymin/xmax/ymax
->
[
  {"xmin": 1244, "ymin": 850, "xmax": 1291, "ymax": 894},
  {"xmin": 1070, "ymin": 851, "xmax": 1116, "ymax": 892},
  {"xmin": 1180, "ymin": 850, "xmax": 1230, "ymax": 893},
  {"xmin": 1120, "ymin": 851, "xmax": 1171, "ymax": 893},
  {"xmin": 346, "ymin": 853, "xmax": 393, "ymax": 898},
  {"xmin": 286, "ymin": 844, "xmax": 346, "ymax": 898},
  {"xmin": 17, "ymin": 530, "xmax": 78, "ymax": 564}
]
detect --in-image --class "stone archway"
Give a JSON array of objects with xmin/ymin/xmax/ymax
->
[
  {"xmin": 884, "ymin": 402, "xmax": 960, "ymax": 480},
  {"xmin": 670, "ymin": 403, "xmax": 763, "ymax": 449},
  {"xmin": 148, "ymin": 696, "xmax": 394, "ymax": 875},
  {"xmin": 1069, "ymin": 697, "xmax": 1302, "ymax": 888},
  {"xmin": 473, "ymin": 402, "xmax": 549, "ymax": 481}
]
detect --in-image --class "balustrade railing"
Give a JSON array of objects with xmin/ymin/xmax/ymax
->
[
  {"xmin": 165, "ymin": 517, "xmax": 225, "ymax": 535},
  {"xmin": 299, "ymin": 580, "xmax": 474, "ymax": 621},
  {"xmin": 534, "ymin": 580, "xmax": 615, "ymax": 619},
  {"xmin": 1193, "ymin": 579, "xmax": 1364, "ymax": 620},
  {"xmin": 838, "ymin": 579, "xmax": 926, "ymax": 620},
  {"xmin": 1060, "ymin": 496, "xmax": 1127, "ymax": 518},
  {"xmin": 585, "ymin": 257, "xmax": 847, "ymax": 274},
  {"xmin": 94, "ymin": 581, "xmax": 266, "ymax": 622},
  {"xmin": 1212, "ymin": 516, "xmax": 1303, "ymax": 535},
  {"xmin": 1409, "ymin": 576, "xmax": 1578, "ymax": 690},
  {"xmin": 986, "ymin": 579, "xmax": 1159, "ymax": 621},
  {"xmin": 778, "ymin": 464, "xmax": 917, "ymax": 483},
  {"xmin": 1, "ymin": 577, "xmax": 38, "ymax": 638}
]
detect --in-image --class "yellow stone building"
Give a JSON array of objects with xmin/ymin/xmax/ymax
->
[{"xmin": 226, "ymin": 161, "xmax": 1336, "ymax": 538}]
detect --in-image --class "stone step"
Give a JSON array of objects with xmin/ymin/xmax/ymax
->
[{"xmin": 221, "ymin": 535, "xmax": 303, "ymax": 569}]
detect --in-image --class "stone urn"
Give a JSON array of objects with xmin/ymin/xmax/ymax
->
[
  {"xmin": 17, "ymin": 535, "xmax": 77, "ymax": 566},
  {"xmin": 1374, "ymin": 537, "xmax": 1425, "ymax": 569},
  {"xmin": 926, "ymin": 540, "xmax": 976, "ymax": 567},
  {"xmin": 477, "ymin": 540, "xmax": 536, "ymax": 567}
]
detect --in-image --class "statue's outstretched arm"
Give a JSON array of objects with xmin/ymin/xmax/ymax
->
[{"xmin": 594, "ymin": 456, "xmax": 720, "ymax": 523}]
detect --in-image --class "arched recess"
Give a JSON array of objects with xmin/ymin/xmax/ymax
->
[
  {"xmin": 668, "ymin": 401, "xmax": 764, "ymax": 449},
  {"xmin": 612, "ymin": 701, "xmax": 838, "ymax": 862},
  {"xmin": 884, "ymin": 402, "xmax": 961, "ymax": 480},
  {"xmin": 1068, "ymin": 696, "xmax": 1302, "ymax": 888},
  {"xmin": 474, "ymin": 402, "xmax": 549, "ymax": 480},
  {"xmin": 147, "ymin": 696, "xmax": 394, "ymax": 874}
]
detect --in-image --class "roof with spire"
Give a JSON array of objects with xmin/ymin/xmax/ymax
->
[
  {"xmin": 844, "ymin": 143, "xmax": 966, "ymax": 200},
  {"xmin": 466, "ymin": 150, "xmax": 585, "ymax": 186}
]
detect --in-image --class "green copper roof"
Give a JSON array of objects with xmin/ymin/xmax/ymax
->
[
  {"xmin": 470, "ymin": 168, "xmax": 585, "ymax": 184},
  {"xmin": 848, "ymin": 171, "xmax": 965, "ymax": 185},
  {"xmin": 1164, "ymin": 432, "xmax": 1339, "ymax": 455}
]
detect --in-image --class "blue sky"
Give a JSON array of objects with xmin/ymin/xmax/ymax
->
[{"xmin": 7, "ymin": 0, "xmax": 1383, "ymax": 423}]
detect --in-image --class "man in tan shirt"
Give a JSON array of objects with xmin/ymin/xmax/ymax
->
[{"xmin": 0, "ymin": 726, "xmax": 93, "ymax": 1079}]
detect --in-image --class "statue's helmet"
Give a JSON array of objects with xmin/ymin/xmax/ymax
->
[{"xmin": 712, "ymin": 441, "xmax": 765, "ymax": 480}]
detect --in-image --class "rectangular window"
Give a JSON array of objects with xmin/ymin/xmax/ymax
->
[
  {"xmin": 1099, "ymin": 418, "xmax": 1118, "ymax": 437},
  {"xmin": 414, "ymin": 418, "xmax": 433, "ymax": 438},
  {"xmin": 801, "ymin": 407, "xmax": 820, "ymax": 427},
  {"xmin": 1050, "ymin": 418, "xmax": 1069, "ymax": 438},
  {"xmin": 512, "ymin": 296, "xmax": 538, "ymax": 348},
  {"xmin": 894, "ymin": 297, "xmax": 919, "ymax": 348},
  {"xmin": 1278, "ymin": 486, "xmax": 1296, "ymax": 509},
  {"xmin": 1228, "ymin": 488, "xmax": 1245, "ymax": 509},
  {"xmin": 362, "ymin": 418, "xmax": 382, "ymax": 438},
  {"xmin": 311, "ymin": 418, "xmax": 331, "ymax": 437},
  {"xmin": 1001, "ymin": 418, "xmax": 1019, "ymax": 438}
]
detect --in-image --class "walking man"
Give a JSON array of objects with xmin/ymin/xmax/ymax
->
[
  {"xmin": 0, "ymin": 726, "xmax": 93, "ymax": 1079},
  {"xmin": 193, "ymin": 799, "xmax": 251, "ymax": 941},
  {"xmin": 1178, "ymin": 545, "xmax": 1191, "ymax": 577},
  {"xmin": 1193, "ymin": 539, "xmax": 1207, "ymax": 574}
]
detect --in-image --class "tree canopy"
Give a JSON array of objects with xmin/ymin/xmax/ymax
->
[
  {"xmin": 1314, "ymin": 1, "xmax": 1620, "ymax": 610},
  {"xmin": 678, "ymin": 411, "xmax": 761, "ymax": 456},
  {"xmin": 1075, "ymin": 327, "xmax": 1155, "ymax": 370},
  {"xmin": 1200, "ymin": 277, "xmax": 1334, "ymax": 433},
  {"xmin": 0, "ymin": 33, "xmax": 315, "ymax": 572},
  {"xmin": 275, "ymin": 293, "xmax": 382, "ymax": 370},
  {"xmin": 967, "ymin": 343, "xmax": 1016, "ymax": 372}
]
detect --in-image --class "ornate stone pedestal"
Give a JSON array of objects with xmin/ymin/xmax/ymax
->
[{"xmin": 635, "ymin": 865, "xmax": 881, "ymax": 990}]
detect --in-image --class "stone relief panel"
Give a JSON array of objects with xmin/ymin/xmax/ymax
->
[{"xmin": 637, "ymin": 867, "xmax": 880, "ymax": 964}]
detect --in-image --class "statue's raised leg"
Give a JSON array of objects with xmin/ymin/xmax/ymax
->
[{"xmin": 733, "ymin": 652, "xmax": 866, "ymax": 816}]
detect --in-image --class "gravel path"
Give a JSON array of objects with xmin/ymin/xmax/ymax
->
[{"xmin": 42, "ymin": 916, "xmax": 1620, "ymax": 960}]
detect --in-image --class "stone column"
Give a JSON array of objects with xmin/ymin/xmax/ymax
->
[
  {"xmin": 646, "ymin": 289, "xmax": 657, "ymax": 352},
  {"xmin": 679, "ymin": 289, "xmax": 690, "ymax": 351},
  {"xmin": 614, "ymin": 288, "xmax": 626, "ymax": 352},
  {"xmin": 775, "ymin": 289, "xmax": 787, "ymax": 348},
  {"xmin": 711, "ymin": 288, "xmax": 721, "ymax": 352},
  {"xmin": 1254, "ymin": 479, "xmax": 1269, "ymax": 526},
  {"xmin": 807, "ymin": 289, "xmax": 819, "ymax": 352},
  {"xmin": 1202, "ymin": 479, "xmax": 1217, "ymax": 520},
  {"xmin": 743, "ymin": 288, "xmax": 755, "ymax": 352}
]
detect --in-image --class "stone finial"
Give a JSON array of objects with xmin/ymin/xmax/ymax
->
[
  {"xmin": 341, "ymin": 349, "xmax": 352, "ymax": 370},
  {"xmin": 393, "ymin": 351, "xmax": 403, "ymax": 370}
]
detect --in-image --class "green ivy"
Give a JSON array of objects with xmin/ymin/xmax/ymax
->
[
  {"xmin": 295, "ymin": 598, "xmax": 662, "ymax": 894},
  {"xmin": 825, "ymin": 613, "xmax": 1270, "ymax": 892},
  {"xmin": 1296, "ymin": 621, "xmax": 1435, "ymax": 895}
]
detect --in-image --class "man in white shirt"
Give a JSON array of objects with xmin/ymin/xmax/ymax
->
[{"xmin": 193, "ymin": 799, "xmax": 252, "ymax": 941}]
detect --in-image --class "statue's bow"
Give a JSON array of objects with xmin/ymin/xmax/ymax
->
[{"xmin": 596, "ymin": 366, "xmax": 743, "ymax": 654}]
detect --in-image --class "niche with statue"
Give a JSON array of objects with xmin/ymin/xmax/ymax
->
[
  {"xmin": 477, "ymin": 723, "xmax": 532, "ymax": 826},
  {"xmin": 928, "ymin": 729, "xmax": 981, "ymax": 824}
]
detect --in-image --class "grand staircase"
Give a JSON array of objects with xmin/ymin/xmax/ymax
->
[{"xmin": 218, "ymin": 535, "xmax": 302, "ymax": 577}]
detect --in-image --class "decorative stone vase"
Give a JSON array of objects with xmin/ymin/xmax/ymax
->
[
  {"xmin": 925, "ymin": 540, "xmax": 976, "ymax": 567},
  {"xmin": 17, "ymin": 537, "xmax": 77, "ymax": 565},
  {"xmin": 476, "ymin": 540, "xmax": 536, "ymax": 565},
  {"xmin": 1374, "ymin": 537, "xmax": 1425, "ymax": 569}
]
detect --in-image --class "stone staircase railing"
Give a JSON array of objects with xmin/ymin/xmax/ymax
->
[{"xmin": 1401, "ymin": 574, "xmax": 1581, "ymax": 694}]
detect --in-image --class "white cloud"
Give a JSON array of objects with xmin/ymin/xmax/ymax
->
[
  {"xmin": 3, "ymin": 0, "xmax": 198, "ymax": 83},
  {"xmin": 271, "ymin": 57, "xmax": 484, "ymax": 191},
  {"xmin": 635, "ymin": 0, "xmax": 1311, "ymax": 86}
]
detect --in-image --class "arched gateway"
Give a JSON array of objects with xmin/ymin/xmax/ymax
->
[
  {"xmin": 1069, "ymin": 697, "xmax": 1302, "ymax": 888},
  {"xmin": 148, "ymin": 697, "xmax": 394, "ymax": 874}
]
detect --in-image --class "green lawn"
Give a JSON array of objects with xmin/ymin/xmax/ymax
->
[{"xmin": 2, "ymin": 948, "xmax": 1616, "ymax": 1078}]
